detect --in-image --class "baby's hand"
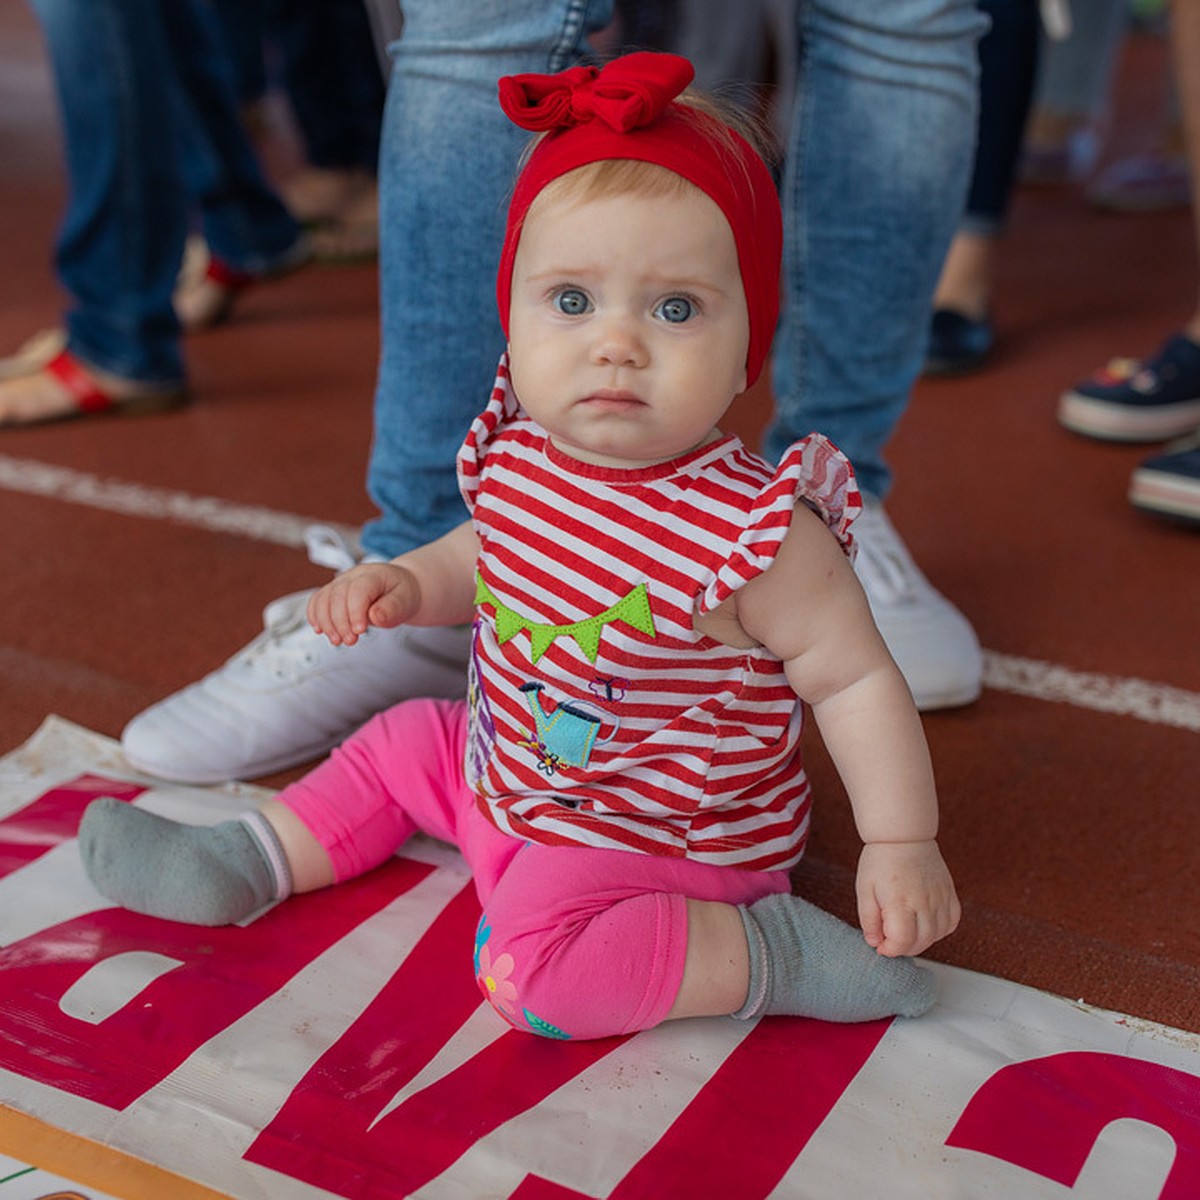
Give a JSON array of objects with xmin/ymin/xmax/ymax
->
[
  {"xmin": 856, "ymin": 840, "xmax": 960, "ymax": 959},
  {"xmin": 307, "ymin": 562, "xmax": 419, "ymax": 646}
]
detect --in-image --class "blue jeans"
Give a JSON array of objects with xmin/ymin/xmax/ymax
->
[
  {"xmin": 270, "ymin": 0, "xmax": 386, "ymax": 172},
  {"xmin": 28, "ymin": 0, "xmax": 300, "ymax": 384},
  {"xmin": 362, "ymin": 0, "xmax": 615, "ymax": 558},
  {"xmin": 213, "ymin": 0, "xmax": 386, "ymax": 173},
  {"xmin": 764, "ymin": 0, "xmax": 987, "ymax": 500},
  {"xmin": 362, "ymin": 0, "xmax": 983, "ymax": 555}
]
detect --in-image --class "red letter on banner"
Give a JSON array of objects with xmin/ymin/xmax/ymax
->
[
  {"xmin": 947, "ymin": 1050, "xmax": 1200, "ymax": 1196},
  {"xmin": 0, "ymin": 776, "xmax": 436, "ymax": 1110},
  {"xmin": 508, "ymin": 1015, "xmax": 890, "ymax": 1200},
  {"xmin": 248, "ymin": 883, "xmax": 627, "ymax": 1198}
]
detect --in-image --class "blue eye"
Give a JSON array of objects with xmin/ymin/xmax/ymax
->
[
  {"xmin": 656, "ymin": 296, "xmax": 695, "ymax": 323},
  {"xmin": 554, "ymin": 288, "xmax": 590, "ymax": 315}
]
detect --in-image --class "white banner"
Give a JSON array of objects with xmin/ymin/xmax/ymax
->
[{"xmin": 0, "ymin": 718, "xmax": 1195, "ymax": 1199}]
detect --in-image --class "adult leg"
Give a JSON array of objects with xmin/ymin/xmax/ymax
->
[
  {"xmin": 1098, "ymin": 0, "xmax": 1200, "ymax": 523},
  {"xmin": 927, "ymin": 0, "xmax": 1041, "ymax": 373},
  {"xmin": 362, "ymin": 0, "xmax": 614, "ymax": 557},
  {"xmin": 766, "ymin": 0, "xmax": 987, "ymax": 710},
  {"xmin": 162, "ymin": 0, "xmax": 302, "ymax": 276},
  {"xmin": 271, "ymin": 0, "xmax": 386, "ymax": 178},
  {"xmin": 267, "ymin": 0, "xmax": 385, "ymax": 255},
  {"xmin": 0, "ymin": 0, "xmax": 189, "ymax": 426},
  {"xmin": 121, "ymin": 0, "xmax": 616, "ymax": 784},
  {"xmin": 1023, "ymin": 0, "xmax": 1127, "ymax": 180}
]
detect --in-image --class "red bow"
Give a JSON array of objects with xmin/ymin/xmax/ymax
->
[{"xmin": 498, "ymin": 52, "xmax": 695, "ymax": 134}]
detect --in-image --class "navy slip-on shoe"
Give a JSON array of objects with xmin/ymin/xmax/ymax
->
[{"xmin": 1059, "ymin": 333, "xmax": 1200, "ymax": 442}]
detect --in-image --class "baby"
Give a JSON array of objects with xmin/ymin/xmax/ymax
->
[{"xmin": 80, "ymin": 51, "xmax": 959, "ymax": 1041}]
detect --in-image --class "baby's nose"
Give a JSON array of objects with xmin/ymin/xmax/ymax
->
[{"xmin": 591, "ymin": 314, "xmax": 648, "ymax": 367}]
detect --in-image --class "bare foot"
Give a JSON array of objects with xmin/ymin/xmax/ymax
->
[
  {"xmin": 0, "ymin": 366, "xmax": 83, "ymax": 425},
  {"xmin": 932, "ymin": 231, "xmax": 993, "ymax": 321},
  {"xmin": 0, "ymin": 358, "xmax": 185, "ymax": 427},
  {"xmin": 281, "ymin": 166, "xmax": 373, "ymax": 226},
  {"xmin": 310, "ymin": 182, "xmax": 379, "ymax": 262},
  {"xmin": 0, "ymin": 327, "xmax": 66, "ymax": 382}
]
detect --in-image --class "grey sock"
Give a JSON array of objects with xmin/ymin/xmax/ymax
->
[
  {"xmin": 732, "ymin": 892, "xmax": 936, "ymax": 1022},
  {"xmin": 78, "ymin": 797, "xmax": 291, "ymax": 927}
]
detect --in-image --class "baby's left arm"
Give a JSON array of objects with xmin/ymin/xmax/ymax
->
[{"xmin": 735, "ymin": 505, "xmax": 960, "ymax": 958}]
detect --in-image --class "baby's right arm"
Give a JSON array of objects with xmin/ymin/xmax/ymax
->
[{"xmin": 307, "ymin": 519, "xmax": 480, "ymax": 646}]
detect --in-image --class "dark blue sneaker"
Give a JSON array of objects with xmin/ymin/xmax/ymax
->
[
  {"xmin": 1129, "ymin": 434, "xmax": 1200, "ymax": 525},
  {"xmin": 924, "ymin": 308, "xmax": 994, "ymax": 376},
  {"xmin": 1058, "ymin": 333, "xmax": 1200, "ymax": 441}
]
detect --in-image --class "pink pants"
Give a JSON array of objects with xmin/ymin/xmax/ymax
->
[{"xmin": 276, "ymin": 699, "xmax": 788, "ymax": 1040}]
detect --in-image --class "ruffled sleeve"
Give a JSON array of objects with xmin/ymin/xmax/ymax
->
[
  {"xmin": 698, "ymin": 433, "xmax": 861, "ymax": 614},
  {"xmin": 457, "ymin": 354, "xmax": 522, "ymax": 513}
]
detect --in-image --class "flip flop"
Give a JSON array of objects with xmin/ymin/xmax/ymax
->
[
  {"xmin": 174, "ymin": 237, "xmax": 313, "ymax": 331},
  {"xmin": 11, "ymin": 348, "xmax": 187, "ymax": 424}
]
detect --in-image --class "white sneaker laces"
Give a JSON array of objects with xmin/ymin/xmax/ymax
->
[
  {"xmin": 304, "ymin": 523, "xmax": 361, "ymax": 572},
  {"xmin": 233, "ymin": 525, "xmax": 363, "ymax": 680}
]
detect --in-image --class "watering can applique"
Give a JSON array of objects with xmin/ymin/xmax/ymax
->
[{"xmin": 519, "ymin": 682, "xmax": 616, "ymax": 770}]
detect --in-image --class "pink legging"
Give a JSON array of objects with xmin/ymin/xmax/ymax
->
[{"xmin": 276, "ymin": 699, "xmax": 789, "ymax": 1040}]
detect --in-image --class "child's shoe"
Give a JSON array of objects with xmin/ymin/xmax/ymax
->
[
  {"xmin": 1129, "ymin": 434, "xmax": 1200, "ymax": 526},
  {"xmin": 1058, "ymin": 334, "xmax": 1200, "ymax": 442}
]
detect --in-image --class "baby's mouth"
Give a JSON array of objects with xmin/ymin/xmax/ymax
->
[{"xmin": 581, "ymin": 389, "xmax": 645, "ymax": 409}]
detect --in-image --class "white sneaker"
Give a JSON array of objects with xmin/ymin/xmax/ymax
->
[
  {"xmin": 121, "ymin": 589, "xmax": 471, "ymax": 783},
  {"xmin": 851, "ymin": 503, "xmax": 982, "ymax": 710}
]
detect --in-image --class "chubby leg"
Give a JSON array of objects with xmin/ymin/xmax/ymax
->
[
  {"xmin": 80, "ymin": 698, "xmax": 471, "ymax": 926},
  {"xmin": 473, "ymin": 834, "xmax": 936, "ymax": 1040},
  {"xmin": 670, "ymin": 895, "xmax": 935, "ymax": 1024}
]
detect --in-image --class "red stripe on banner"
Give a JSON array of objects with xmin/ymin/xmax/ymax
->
[
  {"xmin": 0, "ymin": 774, "xmax": 145, "ymax": 875},
  {"xmin": 606, "ymin": 1016, "xmax": 891, "ymax": 1199},
  {"xmin": 371, "ymin": 1032, "xmax": 626, "ymax": 1197},
  {"xmin": 0, "ymin": 853, "xmax": 436, "ymax": 1110},
  {"xmin": 251, "ymin": 876, "xmax": 628, "ymax": 1197},
  {"xmin": 247, "ymin": 882, "xmax": 486, "ymax": 1197}
]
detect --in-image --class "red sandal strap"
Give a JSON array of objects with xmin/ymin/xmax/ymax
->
[
  {"xmin": 43, "ymin": 349, "xmax": 117, "ymax": 414},
  {"xmin": 204, "ymin": 256, "xmax": 257, "ymax": 289}
]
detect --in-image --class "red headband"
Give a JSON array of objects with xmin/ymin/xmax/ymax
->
[{"xmin": 496, "ymin": 52, "xmax": 781, "ymax": 387}]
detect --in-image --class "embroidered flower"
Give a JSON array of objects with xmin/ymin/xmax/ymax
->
[
  {"xmin": 518, "ymin": 734, "xmax": 562, "ymax": 776},
  {"xmin": 476, "ymin": 942, "xmax": 519, "ymax": 1016}
]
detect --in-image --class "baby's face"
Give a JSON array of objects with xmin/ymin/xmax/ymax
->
[{"xmin": 506, "ymin": 183, "xmax": 750, "ymax": 469}]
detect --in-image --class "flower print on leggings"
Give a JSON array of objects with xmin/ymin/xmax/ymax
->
[{"xmin": 473, "ymin": 914, "xmax": 571, "ymax": 1039}]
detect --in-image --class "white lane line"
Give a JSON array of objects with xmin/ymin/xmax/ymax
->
[
  {"xmin": 983, "ymin": 652, "xmax": 1200, "ymax": 732},
  {"xmin": 2, "ymin": 454, "xmax": 1197, "ymax": 732},
  {"xmin": 0, "ymin": 452, "xmax": 356, "ymax": 551}
]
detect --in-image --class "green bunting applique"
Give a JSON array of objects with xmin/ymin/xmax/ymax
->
[{"xmin": 475, "ymin": 574, "xmax": 656, "ymax": 664}]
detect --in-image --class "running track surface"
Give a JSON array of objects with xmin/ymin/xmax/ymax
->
[{"xmin": 1, "ymin": 10, "xmax": 1197, "ymax": 1032}]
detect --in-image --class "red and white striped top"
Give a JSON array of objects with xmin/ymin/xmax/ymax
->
[{"xmin": 457, "ymin": 358, "xmax": 860, "ymax": 871}]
